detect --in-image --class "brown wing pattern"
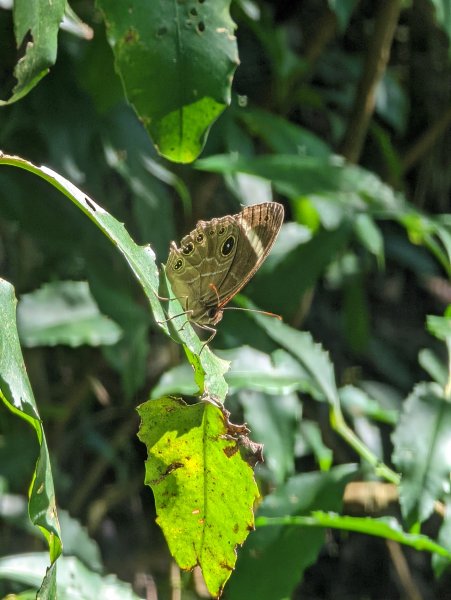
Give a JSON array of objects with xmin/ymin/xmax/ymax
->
[
  {"xmin": 216, "ymin": 202, "xmax": 284, "ymax": 306},
  {"xmin": 166, "ymin": 202, "xmax": 284, "ymax": 324}
]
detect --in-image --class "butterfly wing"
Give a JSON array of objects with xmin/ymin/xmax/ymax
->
[
  {"xmin": 166, "ymin": 202, "xmax": 284, "ymax": 325},
  {"xmin": 215, "ymin": 202, "xmax": 284, "ymax": 307},
  {"xmin": 166, "ymin": 214, "xmax": 239, "ymax": 320}
]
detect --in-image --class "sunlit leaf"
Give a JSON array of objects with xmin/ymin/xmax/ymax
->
[
  {"xmin": 137, "ymin": 396, "xmax": 259, "ymax": 597},
  {"xmin": 98, "ymin": 0, "xmax": 239, "ymax": 163}
]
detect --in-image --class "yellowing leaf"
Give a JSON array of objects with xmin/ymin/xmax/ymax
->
[{"xmin": 137, "ymin": 397, "xmax": 260, "ymax": 597}]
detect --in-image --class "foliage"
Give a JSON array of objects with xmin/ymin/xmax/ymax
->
[{"xmin": 0, "ymin": 0, "xmax": 451, "ymax": 598}]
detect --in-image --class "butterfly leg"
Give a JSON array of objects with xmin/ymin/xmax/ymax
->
[
  {"xmin": 156, "ymin": 309, "xmax": 192, "ymax": 325},
  {"xmin": 196, "ymin": 324, "xmax": 217, "ymax": 354}
]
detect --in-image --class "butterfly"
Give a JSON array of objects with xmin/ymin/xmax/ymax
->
[{"xmin": 165, "ymin": 202, "xmax": 284, "ymax": 342}]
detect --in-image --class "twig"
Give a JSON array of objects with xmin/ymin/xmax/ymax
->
[
  {"xmin": 68, "ymin": 413, "xmax": 139, "ymax": 515},
  {"xmin": 401, "ymin": 105, "xmax": 451, "ymax": 173},
  {"xmin": 386, "ymin": 539, "xmax": 424, "ymax": 600},
  {"xmin": 341, "ymin": 0, "xmax": 402, "ymax": 163}
]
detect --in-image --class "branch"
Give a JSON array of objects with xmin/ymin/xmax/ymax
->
[
  {"xmin": 340, "ymin": 0, "xmax": 402, "ymax": 163},
  {"xmin": 401, "ymin": 104, "xmax": 451, "ymax": 173}
]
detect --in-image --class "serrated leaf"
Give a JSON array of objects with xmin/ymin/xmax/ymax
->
[
  {"xmin": 0, "ymin": 280, "xmax": 62, "ymax": 569},
  {"xmin": 137, "ymin": 397, "xmax": 259, "ymax": 597},
  {"xmin": 17, "ymin": 281, "xmax": 122, "ymax": 348},
  {"xmin": 235, "ymin": 304, "xmax": 340, "ymax": 409},
  {"xmin": 151, "ymin": 346, "xmax": 322, "ymax": 400},
  {"xmin": 98, "ymin": 0, "xmax": 239, "ymax": 163},
  {"xmin": 0, "ymin": 0, "xmax": 65, "ymax": 105},
  {"xmin": 392, "ymin": 383, "xmax": 451, "ymax": 524}
]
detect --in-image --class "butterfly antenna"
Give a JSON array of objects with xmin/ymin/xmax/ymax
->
[{"xmin": 223, "ymin": 306, "xmax": 282, "ymax": 320}]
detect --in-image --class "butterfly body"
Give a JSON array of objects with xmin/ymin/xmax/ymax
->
[{"xmin": 166, "ymin": 202, "xmax": 284, "ymax": 333}]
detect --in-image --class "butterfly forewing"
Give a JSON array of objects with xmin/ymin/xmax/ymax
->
[{"xmin": 216, "ymin": 202, "xmax": 284, "ymax": 306}]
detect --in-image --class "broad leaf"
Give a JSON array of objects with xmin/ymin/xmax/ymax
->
[
  {"xmin": 392, "ymin": 383, "xmax": 451, "ymax": 524},
  {"xmin": 137, "ymin": 397, "xmax": 259, "ymax": 597},
  {"xmin": 0, "ymin": 553, "xmax": 142, "ymax": 600},
  {"xmin": 0, "ymin": 153, "xmax": 229, "ymax": 401},
  {"xmin": 238, "ymin": 107, "xmax": 331, "ymax": 157},
  {"xmin": 98, "ymin": 0, "xmax": 239, "ymax": 163},
  {"xmin": 17, "ymin": 281, "xmax": 122, "ymax": 348}
]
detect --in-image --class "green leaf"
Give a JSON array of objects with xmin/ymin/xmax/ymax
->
[
  {"xmin": 37, "ymin": 562, "xmax": 57, "ymax": 600},
  {"xmin": 58, "ymin": 510, "xmax": 103, "ymax": 572},
  {"xmin": 196, "ymin": 154, "xmax": 401, "ymax": 217},
  {"xmin": 227, "ymin": 465, "xmax": 356, "ymax": 600},
  {"xmin": 392, "ymin": 383, "xmax": 451, "ymax": 524},
  {"xmin": 257, "ymin": 512, "xmax": 451, "ymax": 560},
  {"xmin": 328, "ymin": 0, "xmax": 358, "ymax": 31},
  {"xmin": 151, "ymin": 345, "xmax": 325, "ymax": 400},
  {"xmin": 239, "ymin": 391, "xmax": 300, "ymax": 483},
  {"xmin": 238, "ymin": 308, "xmax": 340, "ymax": 409},
  {"xmin": 0, "ymin": 0, "xmax": 65, "ymax": 105},
  {"xmin": 434, "ymin": 495, "xmax": 451, "ymax": 576},
  {"xmin": 426, "ymin": 312, "xmax": 451, "ymax": 343},
  {"xmin": 248, "ymin": 224, "xmax": 351, "ymax": 319},
  {"xmin": 0, "ymin": 280, "xmax": 62, "ymax": 566},
  {"xmin": 430, "ymin": 0, "xmax": 451, "ymax": 56},
  {"xmin": 353, "ymin": 213, "xmax": 384, "ymax": 266},
  {"xmin": 0, "ymin": 553, "xmax": 142, "ymax": 599},
  {"xmin": 339, "ymin": 384, "xmax": 398, "ymax": 425},
  {"xmin": 238, "ymin": 107, "xmax": 331, "ymax": 157},
  {"xmin": 223, "ymin": 346, "xmax": 316, "ymax": 395},
  {"xmin": 137, "ymin": 397, "xmax": 259, "ymax": 597},
  {"xmin": 17, "ymin": 281, "xmax": 122, "ymax": 348},
  {"xmin": 0, "ymin": 153, "xmax": 229, "ymax": 401},
  {"xmin": 298, "ymin": 420, "xmax": 333, "ymax": 471},
  {"xmin": 98, "ymin": 0, "xmax": 239, "ymax": 163},
  {"xmin": 418, "ymin": 348, "xmax": 448, "ymax": 387}
]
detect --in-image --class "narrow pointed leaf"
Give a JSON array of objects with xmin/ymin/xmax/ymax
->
[{"xmin": 0, "ymin": 280, "xmax": 62, "ymax": 565}]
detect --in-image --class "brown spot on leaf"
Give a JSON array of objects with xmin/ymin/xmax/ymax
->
[
  {"xmin": 124, "ymin": 28, "xmax": 138, "ymax": 43},
  {"xmin": 223, "ymin": 445, "xmax": 239, "ymax": 458}
]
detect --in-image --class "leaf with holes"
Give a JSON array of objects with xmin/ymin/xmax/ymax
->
[{"xmin": 98, "ymin": 0, "xmax": 239, "ymax": 163}]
